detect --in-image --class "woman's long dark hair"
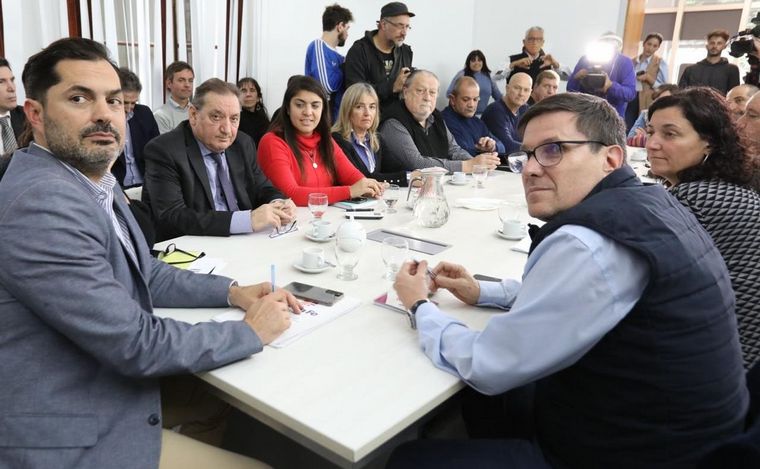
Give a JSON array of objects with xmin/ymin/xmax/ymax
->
[
  {"xmin": 648, "ymin": 86, "xmax": 753, "ymax": 186},
  {"xmin": 270, "ymin": 75, "xmax": 336, "ymax": 182},
  {"xmin": 463, "ymin": 50, "xmax": 491, "ymax": 78}
]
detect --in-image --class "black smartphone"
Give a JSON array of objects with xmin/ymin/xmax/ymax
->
[
  {"xmin": 348, "ymin": 197, "xmax": 369, "ymax": 203},
  {"xmin": 284, "ymin": 282, "xmax": 344, "ymax": 306},
  {"xmin": 636, "ymin": 70, "xmax": 646, "ymax": 76}
]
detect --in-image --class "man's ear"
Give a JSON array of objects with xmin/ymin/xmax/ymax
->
[
  {"xmin": 603, "ymin": 144, "xmax": 625, "ymax": 172},
  {"xmin": 23, "ymin": 99, "xmax": 44, "ymax": 130}
]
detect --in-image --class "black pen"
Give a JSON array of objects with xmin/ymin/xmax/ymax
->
[{"xmin": 345, "ymin": 208, "xmax": 375, "ymax": 212}]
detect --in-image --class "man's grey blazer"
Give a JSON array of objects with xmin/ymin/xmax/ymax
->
[{"xmin": 0, "ymin": 144, "xmax": 262, "ymax": 468}]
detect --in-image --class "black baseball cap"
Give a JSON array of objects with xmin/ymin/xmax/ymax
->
[{"xmin": 381, "ymin": 2, "xmax": 415, "ymax": 18}]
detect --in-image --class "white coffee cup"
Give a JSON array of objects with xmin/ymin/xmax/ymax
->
[
  {"xmin": 502, "ymin": 219, "xmax": 525, "ymax": 238},
  {"xmin": 302, "ymin": 247, "xmax": 325, "ymax": 269},
  {"xmin": 452, "ymin": 172, "xmax": 466, "ymax": 183},
  {"xmin": 312, "ymin": 220, "xmax": 331, "ymax": 239}
]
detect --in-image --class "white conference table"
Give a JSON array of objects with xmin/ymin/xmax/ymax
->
[{"xmin": 154, "ymin": 171, "xmax": 535, "ymax": 468}]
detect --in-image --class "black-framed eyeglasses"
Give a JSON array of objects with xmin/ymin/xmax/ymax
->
[
  {"xmin": 269, "ymin": 220, "xmax": 298, "ymax": 238},
  {"xmin": 383, "ymin": 18, "xmax": 412, "ymax": 31},
  {"xmin": 507, "ymin": 140, "xmax": 609, "ymax": 173},
  {"xmin": 160, "ymin": 243, "xmax": 206, "ymax": 264}
]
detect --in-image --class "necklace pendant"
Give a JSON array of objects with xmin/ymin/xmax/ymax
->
[{"xmin": 312, "ymin": 162, "xmax": 318, "ymax": 169}]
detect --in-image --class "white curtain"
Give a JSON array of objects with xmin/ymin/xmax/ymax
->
[{"xmin": 189, "ymin": 0, "xmax": 227, "ymax": 84}]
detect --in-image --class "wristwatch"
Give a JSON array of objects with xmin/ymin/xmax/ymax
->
[{"xmin": 407, "ymin": 299, "xmax": 431, "ymax": 330}]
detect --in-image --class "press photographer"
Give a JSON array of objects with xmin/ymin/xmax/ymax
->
[
  {"xmin": 729, "ymin": 12, "xmax": 760, "ymax": 87},
  {"xmin": 567, "ymin": 32, "xmax": 637, "ymax": 117}
]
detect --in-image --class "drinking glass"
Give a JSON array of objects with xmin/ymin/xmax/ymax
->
[
  {"xmin": 383, "ymin": 184, "xmax": 401, "ymax": 214},
  {"xmin": 472, "ymin": 164, "xmax": 488, "ymax": 189},
  {"xmin": 307, "ymin": 193, "xmax": 328, "ymax": 221},
  {"xmin": 381, "ymin": 236, "xmax": 409, "ymax": 280},
  {"xmin": 335, "ymin": 236, "xmax": 362, "ymax": 281}
]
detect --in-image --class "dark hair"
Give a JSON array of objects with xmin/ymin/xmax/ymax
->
[
  {"xmin": 237, "ymin": 76, "xmax": 268, "ymax": 114},
  {"xmin": 118, "ymin": 67, "xmax": 142, "ymax": 93},
  {"xmin": 22, "ymin": 37, "xmax": 116, "ymax": 102},
  {"xmin": 322, "ymin": 4, "xmax": 353, "ymax": 31},
  {"xmin": 191, "ymin": 78, "xmax": 240, "ymax": 110},
  {"xmin": 707, "ymin": 29, "xmax": 730, "ymax": 42},
  {"xmin": 651, "ymin": 83, "xmax": 679, "ymax": 101},
  {"xmin": 271, "ymin": 75, "xmax": 336, "ymax": 182},
  {"xmin": 463, "ymin": 50, "xmax": 491, "ymax": 77},
  {"xmin": 164, "ymin": 60, "xmax": 193, "ymax": 83},
  {"xmin": 0, "ymin": 58, "xmax": 10, "ymax": 69},
  {"xmin": 643, "ymin": 32, "xmax": 664, "ymax": 46},
  {"xmin": 648, "ymin": 86, "xmax": 753, "ymax": 185},
  {"xmin": 518, "ymin": 93, "xmax": 626, "ymax": 153}
]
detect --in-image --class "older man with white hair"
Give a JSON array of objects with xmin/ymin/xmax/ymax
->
[{"xmin": 380, "ymin": 69, "xmax": 500, "ymax": 172}]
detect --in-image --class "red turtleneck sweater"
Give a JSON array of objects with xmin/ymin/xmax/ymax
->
[{"xmin": 258, "ymin": 131, "xmax": 364, "ymax": 206}]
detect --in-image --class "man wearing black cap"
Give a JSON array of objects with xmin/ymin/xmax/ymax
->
[{"xmin": 344, "ymin": 2, "xmax": 414, "ymax": 114}]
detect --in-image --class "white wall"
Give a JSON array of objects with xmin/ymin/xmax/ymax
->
[
  {"xmin": 250, "ymin": 0, "xmax": 628, "ymax": 112},
  {"xmin": 5, "ymin": 0, "xmax": 628, "ymax": 109}
]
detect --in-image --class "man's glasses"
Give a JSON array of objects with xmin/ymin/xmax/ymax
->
[
  {"xmin": 269, "ymin": 220, "xmax": 298, "ymax": 238},
  {"xmin": 507, "ymin": 140, "xmax": 608, "ymax": 173},
  {"xmin": 525, "ymin": 37, "xmax": 544, "ymax": 43},
  {"xmin": 160, "ymin": 243, "xmax": 205, "ymax": 265},
  {"xmin": 410, "ymin": 88, "xmax": 438, "ymax": 98},
  {"xmin": 383, "ymin": 19, "xmax": 412, "ymax": 31}
]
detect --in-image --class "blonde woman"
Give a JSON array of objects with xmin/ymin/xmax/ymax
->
[{"xmin": 332, "ymin": 83, "xmax": 409, "ymax": 186}]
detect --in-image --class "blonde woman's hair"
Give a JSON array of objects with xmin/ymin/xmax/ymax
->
[{"xmin": 332, "ymin": 82, "xmax": 380, "ymax": 152}]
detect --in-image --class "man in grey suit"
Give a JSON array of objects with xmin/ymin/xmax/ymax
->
[{"xmin": 0, "ymin": 37, "xmax": 298, "ymax": 468}]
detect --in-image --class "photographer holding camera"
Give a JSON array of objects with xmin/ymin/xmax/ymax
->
[
  {"xmin": 728, "ymin": 13, "xmax": 760, "ymax": 87},
  {"xmin": 567, "ymin": 32, "xmax": 636, "ymax": 118}
]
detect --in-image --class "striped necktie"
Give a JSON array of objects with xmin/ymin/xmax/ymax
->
[
  {"xmin": 0, "ymin": 116, "xmax": 17, "ymax": 154},
  {"xmin": 209, "ymin": 152, "xmax": 239, "ymax": 211}
]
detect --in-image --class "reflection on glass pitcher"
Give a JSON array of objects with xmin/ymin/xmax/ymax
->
[{"xmin": 407, "ymin": 167, "xmax": 450, "ymax": 228}]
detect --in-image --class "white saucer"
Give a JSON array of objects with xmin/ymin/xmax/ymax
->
[
  {"xmin": 496, "ymin": 229, "xmax": 526, "ymax": 241},
  {"xmin": 447, "ymin": 179, "xmax": 469, "ymax": 186},
  {"xmin": 293, "ymin": 262, "xmax": 331, "ymax": 273},
  {"xmin": 306, "ymin": 232, "xmax": 335, "ymax": 243}
]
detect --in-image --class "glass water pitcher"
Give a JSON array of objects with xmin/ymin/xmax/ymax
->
[{"xmin": 407, "ymin": 167, "xmax": 450, "ymax": 228}]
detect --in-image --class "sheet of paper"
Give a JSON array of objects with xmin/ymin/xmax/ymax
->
[
  {"xmin": 187, "ymin": 257, "xmax": 226, "ymax": 274},
  {"xmin": 213, "ymin": 296, "xmax": 362, "ymax": 348},
  {"xmin": 510, "ymin": 236, "xmax": 531, "ymax": 254}
]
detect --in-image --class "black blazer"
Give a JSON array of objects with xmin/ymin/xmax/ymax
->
[
  {"xmin": 112, "ymin": 104, "xmax": 160, "ymax": 187},
  {"xmin": 331, "ymin": 131, "xmax": 408, "ymax": 186},
  {"xmin": 142, "ymin": 121, "xmax": 284, "ymax": 240}
]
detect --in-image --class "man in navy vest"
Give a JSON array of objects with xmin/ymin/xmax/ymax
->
[{"xmin": 391, "ymin": 93, "xmax": 747, "ymax": 468}]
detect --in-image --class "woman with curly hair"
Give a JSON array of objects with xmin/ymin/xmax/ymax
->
[
  {"xmin": 646, "ymin": 86, "xmax": 760, "ymax": 369},
  {"xmin": 446, "ymin": 50, "xmax": 502, "ymax": 115}
]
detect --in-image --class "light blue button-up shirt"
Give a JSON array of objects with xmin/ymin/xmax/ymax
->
[{"xmin": 415, "ymin": 224, "xmax": 650, "ymax": 395}]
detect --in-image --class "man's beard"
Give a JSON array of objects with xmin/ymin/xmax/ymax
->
[
  {"xmin": 338, "ymin": 32, "xmax": 347, "ymax": 47},
  {"xmin": 44, "ymin": 116, "xmax": 122, "ymax": 178}
]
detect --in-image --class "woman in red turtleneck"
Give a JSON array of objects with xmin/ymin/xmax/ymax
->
[{"xmin": 258, "ymin": 75, "xmax": 384, "ymax": 206}]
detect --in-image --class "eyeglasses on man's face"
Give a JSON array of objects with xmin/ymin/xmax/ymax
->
[
  {"xmin": 410, "ymin": 87, "xmax": 438, "ymax": 98},
  {"xmin": 383, "ymin": 18, "xmax": 412, "ymax": 31},
  {"xmin": 269, "ymin": 220, "xmax": 298, "ymax": 238},
  {"xmin": 525, "ymin": 36, "xmax": 544, "ymax": 43},
  {"xmin": 507, "ymin": 140, "xmax": 609, "ymax": 173}
]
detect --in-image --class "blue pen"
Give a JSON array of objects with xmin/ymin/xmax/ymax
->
[{"xmin": 270, "ymin": 264, "xmax": 276, "ymax": 292}]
